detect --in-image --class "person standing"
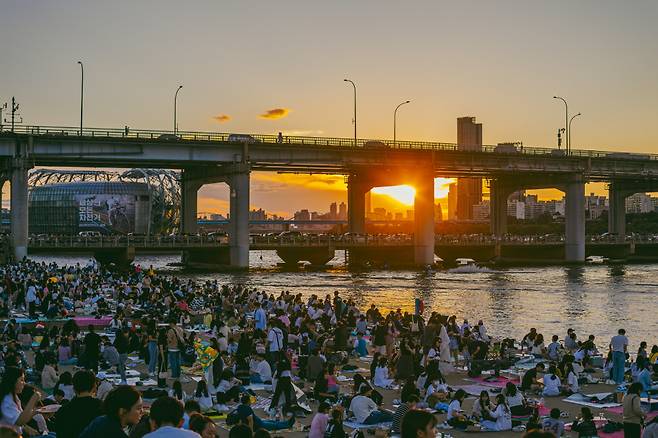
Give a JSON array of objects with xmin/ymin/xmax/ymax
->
[
  {"xmin": 611, "ymin": 329, "xmax": 629, "ymax": 385},
  {"xmin": 114, "ymin": 328, "xmax": 130, "ymax": 384},
  {"xmin": 254, "ymin": 303, "xmax": 267, "ymax": 333},
  {"xmin": 167, "ymin": 320, "xmax": 185, "ymax": 379},
  {"xmin": 83, "ymin": 325, "xmax": 101, "ymax": 373},
  {"xmin": 267, "ymin": 320, "xmax": 284, "ymax": 369}
]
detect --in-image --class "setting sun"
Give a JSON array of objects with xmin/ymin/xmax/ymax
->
[
  {"xmin": 371, "ymin": 185, "xmax": 416, "ymax": 206},
  {"xmin": 370, "ymin": 178, "xmax": 454, "ymax": 206}
]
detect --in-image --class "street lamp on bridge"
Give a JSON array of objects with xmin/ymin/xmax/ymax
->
[
  {"xmin": 569, "ymin": 112, "xmax": 582, "ymax": 151},
  {"xmin": 393, "ymin": 100, "xmax": 411, "ymax": 148},
  {"xmin": 174, "ymin": 85, "xmax": 183, "ymax": 135},
  {"xmin": 553, "ymin": 96, "xmax": 569, "ymax": 154},
  {"xmin": 77, "ymin": 61, "xmax": 84, "ymax": 135},
  {"xmin": 344, "ymin": 79, "xmax": 357, "ymax": 147}
]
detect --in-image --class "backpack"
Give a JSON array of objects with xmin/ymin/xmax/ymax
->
[{"xmin": 226, "ymin": 408, "xmax": 241, "ymax": 426}]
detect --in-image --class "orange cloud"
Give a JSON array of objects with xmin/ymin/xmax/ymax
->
[
  {"xmin": 259, "ymin": 108, "xmax": 290, "ymax": 120},
  {"xmin": 252, "ymin": 172, "xmax": 345, "ymax": 192},
  {"xmin": 212, "ymin": 114, "xmax": 231, "ymax": 123}
]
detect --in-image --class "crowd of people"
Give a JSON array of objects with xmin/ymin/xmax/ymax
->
[{"xmin": 0, "ymin": 258, "xmax": 654, "ymax": 437}]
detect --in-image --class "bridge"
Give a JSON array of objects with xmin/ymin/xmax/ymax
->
[
  {"xmin": 2, "ymin": 121, "xmax": 658, "ymax": 268},
  {"xmin": 21, "ymin": 234, "xmax": 658, "ymax": 267}
]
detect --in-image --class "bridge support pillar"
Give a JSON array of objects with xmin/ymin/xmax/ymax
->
[
  {"xmin": 414, "ymin": 172, "xmax": 435, "ymax": 266},
  {"xmin": 608, "ymin": 183, "xmax": 628, "ymax": 239},
  {"xmin": 181, "ymin": 170, "xmax": 201, "ymax": 235},
  {"xmin": 564, "ymin": 178, "xmax": 585, "ymax": 262},
  {"xmin": 489, "ymin": 179, "xmax": 513, "ymax": 237},
  {"xmin": 228, "ymin": 168, "xmax": 250, "ymax": 269},
  {"xmin": 10, "ymin": 160, "xmax": 30, "ymax": 261},
  {"xmin": 347, "ymin": 175, "xmax": 369, "ymax": 234}
]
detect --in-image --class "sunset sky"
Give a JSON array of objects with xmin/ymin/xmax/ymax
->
[{"xmin": 2, "ymin": 1, "xmax": 657, "ymax": 216}]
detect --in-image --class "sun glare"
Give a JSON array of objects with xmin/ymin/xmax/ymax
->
[
  {"xmin": 371, "ymin": 185, "xmax": 416, "ymax": 206},
  {"xmin": 371, "ymin": 178, "xmax": 455, "ymax": 206}
]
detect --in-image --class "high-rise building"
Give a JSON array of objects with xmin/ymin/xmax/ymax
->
[
  {"xmin": 625, "ymin": 193, "xmax": 655, "ymax": 213},
  {"xmin": 294, "ymin": 209, "xmax": 311, "ymax": 221},
  {"xmin": 338, "ymin": 202, "xmax": 347, "ymax": 220},
  {"xmin": 447, "ymin": 183, "xmax": 458, "ymax": 220},
  {"xmin": 434, "ymin": 203, "xmax": 443, "ymax": 222},
  {"xmin": 456, "ymin": 117, "xmax": 483, "ymax": 220},
  {"xmin": 329, "ymin": 202, "xmax": 337, "ymax": 219}
]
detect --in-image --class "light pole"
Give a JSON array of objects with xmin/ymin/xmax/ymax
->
[
  {"xmin": 568, "ymin": 112, "xmax": 582, "ymax": 151},
  {"xmin": 344, "ymin": 79, "xmax": 357, "ymax": 147},
  {"xmin": 393, "ymin": 100, "xmax": 410, "ymax": 148},
  {"xmin": 77, "ymin": 61, "xmax": 84, "ymax": 135},
  {"xmin": 553, "ymin": 96, "xmax": 569, "ymax": 154},
  {"xmin": 174, "ymin": 85, "xmax": 183, "ymax": 135}
]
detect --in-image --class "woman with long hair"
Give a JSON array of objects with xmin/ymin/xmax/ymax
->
[
  {"xmin": 480, "ymin": 394, "xmax": 512, "ymax": 431},
  {"xmin": 189, "ymin": 413, "xmax": 217, "ymax": 438},
  {"xmin": 0, "ymin": 367, "xmax": 40, "ymax": 435}
]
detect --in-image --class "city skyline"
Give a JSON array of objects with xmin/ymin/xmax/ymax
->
[{"xmin": 2, "ymin": 1, "xmax": 658, "ymax": 216}]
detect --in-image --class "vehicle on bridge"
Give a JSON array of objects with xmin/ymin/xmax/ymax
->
[
  {"xmin": 157, "ymin": 134, "xmax": 180, "ymax": 141},
  {"xmin": 228, "ymin": 134, "xmax": 260, "ymax": 143}
]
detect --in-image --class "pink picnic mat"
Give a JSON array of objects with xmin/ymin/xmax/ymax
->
[
  {"xmin": 471, "ymin": 375, "xmax": 520, "ymax": 388},
  {"xmin": 73, "ymin": 316, "xmax": 112, "ymax": 327}
]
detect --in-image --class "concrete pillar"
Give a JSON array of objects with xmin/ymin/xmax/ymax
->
[
  {"xmin": 347, "ymin": 175, "xmax": 368, "ymax": 234},
  {"xmin": 413, "ymin": 172, "xmax": 435, "ymax": 266},
  {"xmin": 181, "ymin": 170, "xmax": 200, "ymax": 235},
  {"xmin": 134, "ymin": 195, "xmax": 150, "ymax": 235},
  {"xmin": 608, "ymin": 183, "xmax": 628, "ymax": 239},
  {"xmin": 489, "ymin": 179, "xmax": 511, "ymax": 237},
  {"xmin": 10, "ymin": 162, "xmax": 29, "ymax": 261},
  {"xmin": 564, "ymin": 179, "xmax": 586, "ymax": 262},
  {"xmin": 228, "ymin": 170, "xmax": 250, "ymax": 268}
]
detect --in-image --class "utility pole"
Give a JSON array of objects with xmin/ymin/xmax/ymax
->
[
  {"xmin": 0, "ymin": 102, "xmax": 7, "ymax": 132},
  {"xmin": 10, "ymin": 97, "xmax": 21, "ymax": 132}
]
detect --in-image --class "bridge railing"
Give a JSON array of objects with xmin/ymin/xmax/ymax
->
[
  {"xmin": 25, "ymin": 233, "xmax": 658, "ymax": 248},
  {"xmin": 5, "ymin": 125, "xmax": 658, "ymax": 161}
]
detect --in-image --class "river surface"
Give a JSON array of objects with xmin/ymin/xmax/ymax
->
[{"xmin": 29, "ymin": 251, "xmax": 658, "ymax": 348}]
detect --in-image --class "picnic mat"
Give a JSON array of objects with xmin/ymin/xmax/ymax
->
[
  {"xmin": 469, "ymin": 375, "xmax": 519, "ymax": 388},
  {"xmin": 564, "ymin": 392, "xmax": 620, "ymax": 409},
  {"xmin": 344, "ymin": 420, "xmax": 393, "ymax": 430},
  {"xmin": 455, "ymin": 384, "xmax": 502, "ymax": 396}
]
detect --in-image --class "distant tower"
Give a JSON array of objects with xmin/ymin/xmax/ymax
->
[
  {"xmin": 456, "ymin": 117, "xmax": 483, "ymax": 220},
  {"xmin": 329, "ymin": 202, "xmax": 338, "ymax": 219},
  {"xmin": 447, "ymin": 183, "xmax": 458, "ymax": 220},
  {"xmin": 338, "ymin": 202, "xmax": 347, "ymax": 220}
]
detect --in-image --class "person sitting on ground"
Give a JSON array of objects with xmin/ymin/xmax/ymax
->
[
  {"xmin": 308, "ymin": 401, "xmax": 330, "ymax": 438},
  {"xmin": 188, "ymin": 413, "xmax": 217, "ymax": 438},
  {"xmin": 542, "ymin": 365, "xmax": 561, "ymax": 397},
  {"xmin": 54, "ymin": 371, "xmax": 74, "ymax": 400},
  {"xmin": 348, "ymin": 383, "xmax": 393, "ymax": 425},
  {"xmin": 480, "ymin": 394, "xmax": 512, "ymax": 431},
  {"xmin": 80, "ymin": 385, "xmax": 143, "ymax": 438},
  {"xmin": 249, "ymin": 353, "xmax": 272, "ymax": 384},
  {"xmin": 192, "ymin": 380, "xmax": 213, "ymax": 412},
  {"xmin": 169, "ymin": 380, "xmax": 187, "ymax": 402},
  {"xmin": 182, "ymin": 400, "xmax": 201, "ymax": 429},
  {"xmin": 40, "ymin": 358, "xmax": 58, "ymax": 393},
  {"xmin": 521, "ymin": 363, "xmax": 545, "ymax": 393},
  {"xmin": 401, "ymin": 409, "xmax": 438, "ymax": 438},
  {"xmin": 471, "ymin": 391, "xmax": 493, "ymax": 422},
  {"xmin": 314, "ymin": 363, "xmax": 339, "ymax": 402},
  {"xmin": 571, "ymin": 407, "xmax": 598, "ymax": 438},
  {"xmin": 306, "ymin": 348, "xmax": 324, "ymax": 382},
  {"xmin": 55, "ymin": 370, "xmax": 102, "ymax": 438},
  {"xmin": 503, "ymin": 382, "xmax": 532, "ymax": 416},
  {"xmin": 542, "ymin": 408, "xmax": 564, "ymax": 437},
  {"xmin": 234, "ymin": 394, "xmax": 294, "ymax": 432},
  {"xmin": 325, "ymin": 406, "xmax": 347, "ymax": 438},
  {"xmin": 373, "ymin": 356, "xmax": 395, "ymax": 388},
  {"xmin": 392, "ymin": 394, "xmax": 419, "ymax": 435},
  {"xmin": 143, "ymin": 396, "xmax": 200, "ymax": 437},
  {"xmin": 0, "ymin": 367, "xmax": 41, "ymax": 436},
  {"xmin": 446, "ymin": 389, "xmax": 470, "ymax": 429}
]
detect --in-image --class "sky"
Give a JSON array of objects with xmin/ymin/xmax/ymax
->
[{"xmin": 2, "ymin": 1, "xmax": 658, "ymax": 216}]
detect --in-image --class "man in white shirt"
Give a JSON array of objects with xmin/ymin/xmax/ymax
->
[
  {"xmin": 610, "ymin": 328, "xmax": 628, "ymax": 384},
  {"xmin": 144, "ymin": 396, "xmax": 200, "ymax": 438},
  {"xmin": 348, "ymin": 385, "xmax": 393, "ymax": 425},
  {"xmin": 254, "ymin": 303, "xmax": 267, "ymax": 332},
  {"xmin": 267, "ymin": 321, "xmax": 284, "ymax": 368}
]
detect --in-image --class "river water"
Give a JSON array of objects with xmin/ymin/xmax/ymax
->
[{"xmin": 29, "ymin": 251, "xmax": 658, "ymax": 348}]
